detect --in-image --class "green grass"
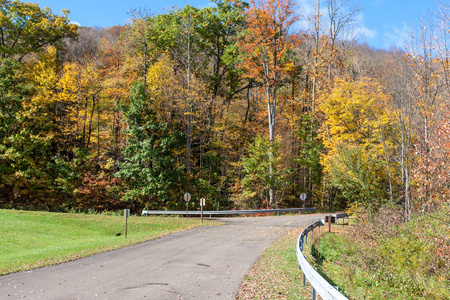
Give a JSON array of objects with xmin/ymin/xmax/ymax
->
[
  {"xmin": 0, "ymin": 209, "xmax": 219, "ymax": 275},
  {"xmin": 237, "ymin": 210, "xmax": 449, "ymax": 300},
  {"xmin": 311, "ymin": 213, "xmax": 450, "ymax": 300}
]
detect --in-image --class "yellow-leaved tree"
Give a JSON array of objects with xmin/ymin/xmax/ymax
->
[{"xmin": 320, "ymin": 77, "xmax": 396, "ymax": 207}]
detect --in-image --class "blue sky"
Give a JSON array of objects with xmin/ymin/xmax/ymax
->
[{"xmin": 32, "ymin": 0, "xmax": 439, "ymax": 50}]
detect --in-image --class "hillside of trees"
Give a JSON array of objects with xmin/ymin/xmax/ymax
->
[{"xmin": 1, "ymin": 0, "xmax": 449, "ymax": 217}]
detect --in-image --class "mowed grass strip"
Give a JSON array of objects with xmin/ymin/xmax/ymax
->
[
  {"xmin": 0, "ymin": 209, "xmax": 219, "ymax": 275},
  {"xmin": 236, "ymin": 228, "xmax": 313, "ymax": 300}
]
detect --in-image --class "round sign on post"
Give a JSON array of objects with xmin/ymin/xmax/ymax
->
[
  {"xmin": 184, "ymin": 192, "xmax": 191, "ymax": 219},
  {"xmin": 300, "ymin": 193, "xmax": 307, "ymax": 201},
  {"xmin": 184, "ymin": 192, "xmax": 191, "ymax": 202}
]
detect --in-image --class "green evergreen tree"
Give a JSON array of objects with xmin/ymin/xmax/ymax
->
[
  {"xmin": 115, "ymin": 82, "xmax": 184, "ymax": 211},
  {"xmin": 239, "ymin": 135, "xmax": 286, "ymax": 208}
]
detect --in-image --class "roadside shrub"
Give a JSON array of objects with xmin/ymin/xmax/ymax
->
[{"xmin": 312, "ymin": 205, "xmax": 450, "ymax": 299}]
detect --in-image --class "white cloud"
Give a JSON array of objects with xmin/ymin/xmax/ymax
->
[
  {"xmin": 384, "ymin": 22, "xmax": 412, "ymax": 49},
  {"xmin": 295, "ymin": 0, "xmax": 378, "ymax": 44},
  {"xmin": 200, "ymin": 2, "xmax": 217, "ymax": 9},
  {"xmin": 70, "ymin": 21, "xmax": 81, "ymax": 27},
  {"xmin": 348, "ymin": 13, "xmax": 378, "ymax": 42},
  {"xmin": 353, "ymin": 25, "xmax": 377, "ymax": 40},
  {"xmin": 297, "ymin": 0, "xmax": 315, "ymax": 17},
  {"xmin": 295, "ymin": 0, "xmax": 323, "ymax": 31}
]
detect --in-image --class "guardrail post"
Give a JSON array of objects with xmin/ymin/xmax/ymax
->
[
  {"xmin": 328, "ymin": 215, "xmax": 332, "ymax": 232},
  {"xmin": 303, "ymin": 255, "xmax": 307, "ymax": 286},
  {"xmin": 312, "ymin": 267, "xmax": 318, "ymax": 300}
]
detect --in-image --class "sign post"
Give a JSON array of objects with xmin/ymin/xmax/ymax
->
[
  {"xmin": 299, "ymin": 193, "xmax": 307, "ymax": 212},
  {"xmin": 200, "ymin": 197, "xmax": 206, "ymax": 223},
  {"xmin": 329, "ymin": 215, "xmax": 332, "ymax": 232},
  {"xmin": 124, "ymin": 209, "xmax": 130, "ymax": 238},
  {"xmin": 184, "ymin": 192, "xmax": 191, "ymax": 219}
]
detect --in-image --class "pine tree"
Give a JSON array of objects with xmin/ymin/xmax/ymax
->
[{"xmin": 115, "ymin": 82, "xmax": 184, "ymax": 211}]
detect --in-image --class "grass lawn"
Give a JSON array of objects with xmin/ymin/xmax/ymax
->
[{"xmin": 0, "ymin": 209, "xmax": 219, "ymax": 275}]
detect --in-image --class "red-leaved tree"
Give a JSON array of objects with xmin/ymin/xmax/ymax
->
[
  {"xmin": 412, "ymin": 109, "xmax": 450, "ymax": 212},
  {"xmin": 239, "ymin": 0, "xmax": 301, "ymax": 205}
]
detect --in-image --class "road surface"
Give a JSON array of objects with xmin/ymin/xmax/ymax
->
[{"xmin": 0, "ymin": 214, "xmax": 325, "ymax": 299}]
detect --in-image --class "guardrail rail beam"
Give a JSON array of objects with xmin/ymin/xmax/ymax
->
[{"xmin": 296, "ymin": 218, "xmax": 349, "ymax": 300}]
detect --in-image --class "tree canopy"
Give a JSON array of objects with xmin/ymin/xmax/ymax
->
[{"xmin": 0, "ymin": 0, "xmax": 449, "ymax": 218}]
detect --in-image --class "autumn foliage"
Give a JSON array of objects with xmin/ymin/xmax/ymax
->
[{"xmin": 0, "ymin": 0, "xmax": 449, "ymax": 219}]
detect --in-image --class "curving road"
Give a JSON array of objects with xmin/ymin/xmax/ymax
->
[{"xmin": 0, "ymin": 214, "xmax": 326, "ymax": 299}]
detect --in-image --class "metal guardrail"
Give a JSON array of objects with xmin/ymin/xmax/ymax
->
[
  {"xmin": 333, "ymin": 213, "xmax": 348, "ymax": 219},
  {"xmin": 297, "ymin": 217, "xmax": 349, "ymax": 300},
  {"xmin": 142, "ymin": 207, "xmax": 316, "ymax": 216}
]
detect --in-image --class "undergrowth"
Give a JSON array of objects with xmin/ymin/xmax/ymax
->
[{"xmin": 311, "ymin": 206, "xmax": 450, "ymax": 299}]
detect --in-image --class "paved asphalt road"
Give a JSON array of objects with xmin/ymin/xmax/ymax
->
[{"xmin": 1, "ymin": 214, "xmax": 326, "ymax": 300}]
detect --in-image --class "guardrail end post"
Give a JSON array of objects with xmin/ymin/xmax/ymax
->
[
  {"xmin": 312, "ymin": 287, "xmax": 316, "ymax": 300},
  {"xmin": 303, "ymin": 273, "xmax": 306, "ymax": 286}
]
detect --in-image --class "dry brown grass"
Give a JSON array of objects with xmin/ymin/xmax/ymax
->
[{"xmin": 236, "ymin": 228, "xmax": 323, "ymax": 300}]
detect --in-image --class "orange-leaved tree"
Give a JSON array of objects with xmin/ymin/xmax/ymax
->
[{"xmin": 239, "ymin": 0, "xmax": 301, "ymax": 205}]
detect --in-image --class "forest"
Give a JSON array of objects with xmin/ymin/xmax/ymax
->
[{"xmin": 0, "ymin": 0, "xmax": 449, "ymax": 217}]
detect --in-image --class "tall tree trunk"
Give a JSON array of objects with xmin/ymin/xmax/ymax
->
[
  {"xmin": 143, "ymin": 42, "xmax": 147, "ymax": 87},
  {"xmin": 379, "ymin": 119, "xmax": 393, "ymax": 201},
  {"xmin": 97, "ymin": 94, "xmax": 100, "ymax": 165},
  {"xmin": 311, "ymin": 0, "xmax": 320, "ymax": 113},
  {"xmin": 266, "ymin": 85, "xmax": 276, "ymax": 206},
  {"xmin": 185, "ymin": 32, "xmax": 192, "ymax": 176}
]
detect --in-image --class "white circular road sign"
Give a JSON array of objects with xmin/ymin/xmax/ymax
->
[{"xmin": 184, "ymin": 192, "xmax": 191, "ymax": 202}]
